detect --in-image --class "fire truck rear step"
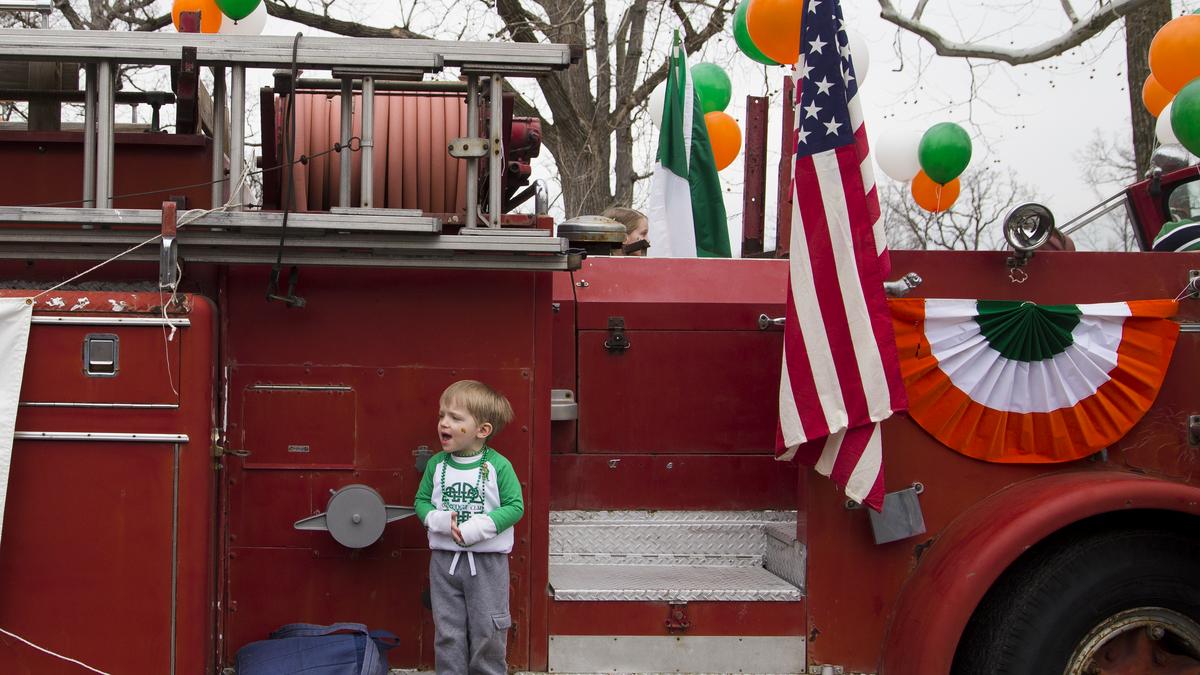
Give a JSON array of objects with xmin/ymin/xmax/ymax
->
[{"xmin": 548, "ymin": 510, "xmax": 804, "ymax": 602}]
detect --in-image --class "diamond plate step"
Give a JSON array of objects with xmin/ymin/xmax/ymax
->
[
  {"xmin": 550, "ymin": 510, "xmax": 797, "ymax": 558},
  {"xmin": 548, "ymin": 563, "xmax": 803, "ymax": 602},
  {"xmin": 549, "ymin": 511, "xmax": 804, "ymax": 602}
]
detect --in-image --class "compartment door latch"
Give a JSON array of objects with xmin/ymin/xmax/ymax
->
[{"xmin": 604, "ymin": 316, "xmax": 630, "ymax": 353}]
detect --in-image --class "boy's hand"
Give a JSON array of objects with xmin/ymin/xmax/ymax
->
[{"xmin": 450, "ymin": 512, "xmax": 465, "ymax": 546}]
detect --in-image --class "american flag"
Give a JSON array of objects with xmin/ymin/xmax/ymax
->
[{"xmin": 775, "ymin": 0, "xmax": 907, "ymax": 511}]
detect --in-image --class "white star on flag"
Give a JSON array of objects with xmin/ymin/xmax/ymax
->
[
  {"xmin": 809, "ymin": 36, "xmax": 827, "ymax": 54},
  {"xmin": 815, "ymin": 77, "xmax": 834, "ymax": 95},
  {"xmin": 823, "ymin": 118, "xmax": 842, "ymax": 135},
  {"xmin": 797, "ymin": 57, "xmax": 813, "ymax": 79},
  {"xmin": 804, "ymin": 101, "xmax": 822, "ymax": 119}
]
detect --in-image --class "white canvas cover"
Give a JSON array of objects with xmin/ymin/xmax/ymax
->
[{"xmin": 0, "ymin": 298, "xmax": 32, "ymax": 549}]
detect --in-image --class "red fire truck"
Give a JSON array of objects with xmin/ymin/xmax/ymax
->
[{"xmin": 0, "ymin": 25, "xmax": 1198, "ymax": 675}]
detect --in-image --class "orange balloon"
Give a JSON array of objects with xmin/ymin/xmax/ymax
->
[
  {"xmin": 1143, "ymin": 74, "xmax": 1173, "ymax": 117},
  {"xmin": 172, "ymin": 0, "xmax": 223, "ymax": 34},
  {"xmin": 704, "ymin": 111, "xmax": 742, "ymax": 171},
  {"xmin": 746, "ymin": 0, "xmax": 803, "ymax": 66},
  {"xmin": 1149, "ymin": 15, "xmax": 1200, "ymax": 93},
  {"xmin": 911, "ymin": 171, "xmax": 960, "ymax": 212}
]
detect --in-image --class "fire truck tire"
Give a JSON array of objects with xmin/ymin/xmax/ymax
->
[{"xmin": 951, "ymin": 526, "xmax": 1200, "ymax": 674}]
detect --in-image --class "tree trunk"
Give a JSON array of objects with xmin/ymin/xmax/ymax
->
[
  {"xmin": 1126, "ymin": 0, "xmax": 1172, "ymax": 177},
  {"xmin": 550, "ymin": 132, "xmax": 618, "ymax": 217}
]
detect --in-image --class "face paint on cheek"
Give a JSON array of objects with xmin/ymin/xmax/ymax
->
[{"xmin": 460, "ymin": 428, "xmax": 467, "ymax": 434}]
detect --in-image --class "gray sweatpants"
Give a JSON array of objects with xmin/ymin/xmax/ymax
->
[{"xmin": 429, "ymin": 549, "xmax": 511, "ymax": 675}]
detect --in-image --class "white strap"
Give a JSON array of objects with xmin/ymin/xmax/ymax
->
[
  {"xmin": 467, "ymin": 550, "xmax": 477, "ymax": 577},
  {"xmin": 448, "ymin": 551, "xmax": 461, "ymax": 576}
]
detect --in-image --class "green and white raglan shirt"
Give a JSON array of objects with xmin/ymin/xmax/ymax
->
[{"xmin": 414, "ymin": 448, "xmax": 524, "ymax": 553}]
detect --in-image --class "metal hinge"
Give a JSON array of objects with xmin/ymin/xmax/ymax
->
[
  {"xmin": 665, "ymin": 602, "xmax": 689, "ymax": 633},
  {"xmin": 604, "ymin": 316, "xmax": 630, "ymax": 352},
  {"xmin": 210, "ymin": 428, "xmax": 224, "ymax": 458}
]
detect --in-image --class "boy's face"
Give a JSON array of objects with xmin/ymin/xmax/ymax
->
[{"xmin": 437, "ymin": 399, "xmax": 493, "ymax": 454}]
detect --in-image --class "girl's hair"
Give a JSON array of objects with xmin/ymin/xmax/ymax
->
[
  {"xmin": 440, "ymin": 380, "xmax": 515, "ymax": 434},
  {"xmin": 601, "ymin": 206, "xmax": 647, "ymax": 235}
]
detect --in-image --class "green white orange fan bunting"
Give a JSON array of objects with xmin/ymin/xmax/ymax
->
[{"xmin": 890, "ymin": 299, "xmax": 1180, "ymax": 463}]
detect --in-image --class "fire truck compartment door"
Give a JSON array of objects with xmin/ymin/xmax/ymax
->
[
  {"xmin": 571, "ymin": 258, "xmax": 788, "ymax": 454},
  {"xmin": 239, "ymin": 385, "xmax": 357, "ymax": 469},
  {"xmin": 20, "ymin": 323, "xmax": 181, "ymax": 405}
]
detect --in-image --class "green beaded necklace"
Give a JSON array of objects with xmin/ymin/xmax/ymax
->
[{"xmin": 439, "ymin": 447, "xmax": 490, "ymax": 521}]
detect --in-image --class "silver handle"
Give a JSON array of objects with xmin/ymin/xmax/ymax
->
[{"xmin": 758, "ymin": 314, "xmax": 785, "ymax": 331}]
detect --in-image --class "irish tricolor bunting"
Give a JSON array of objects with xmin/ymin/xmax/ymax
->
[{"xmin": 890, "ymin": 299, "xmax": 1179, "ymax": 463}]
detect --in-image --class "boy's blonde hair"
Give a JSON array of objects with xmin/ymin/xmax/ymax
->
[{"xmin": 440, "ymin": 380, "xmax": 515, "ymax": 435}]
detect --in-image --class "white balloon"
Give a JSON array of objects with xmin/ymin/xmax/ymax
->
[
  {"xmin": 1158, "ymin": 100, "xmax": 1179, "ymax": 146},
  {"xmin": 218, "ymin": 1, "xmax": 267, "ymax": 36},
  {"xmin": 845, "ymin": 29, "xmax": 870, "ymax": 87},
  {"xmin": 648, "ymin": 81, "xmax": 666, "ymax": 130},
  {"xmin": 875, "ymin": 126, "xmax": 923, "ymax": 182}
]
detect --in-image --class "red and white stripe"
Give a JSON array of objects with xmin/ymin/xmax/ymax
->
[{"xmin": 776, "ymin": 70, "xmax": 906, "ymax": 511}]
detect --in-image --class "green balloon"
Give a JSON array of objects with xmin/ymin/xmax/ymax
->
[
  {"xmin": 918, "ymin": 122, "xmax": 973, "ymax": 185},
  {"xmin": 216, "ymin": 0, "xmax": 260, "ymax": 22},
  {"xmin": 1171, "ymin": 78, "xmax": 1200, "ymax": 156},
  {"xmin": 734, "ymin": 0, "xmax": 779, "ymax": 66},
  {"xmin": 692, "ymin": 63, "xmax": 732, "ymax": 114}
]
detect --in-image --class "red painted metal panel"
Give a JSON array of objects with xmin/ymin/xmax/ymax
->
[
  {"xmin": 0, "ymin": 441, "xmax": 175, "ymax": 674},
  {"xmin": 0, "ymin": 295, "xmax": 215, "ymax": 673},
  {"xmin": 20, "ymin": 323, "xmax": 181, "ymax": 405},
  {"xmin": 529, "ymin": 273, "xmax": 554, "ymax": 671},
  {"xmin": 550, "ymin": 454, "xmax": 797, "ymax": 510},
  {"xmin": 549, "ymin": 600, "xmax": 805, "ymax": 636},
  {"xmin": 220, "ymin": 268, "xmax": 548, "ymax": 671},
  {"xmin": 227, "ymin": 546, "xmax": 430, "ymax": 665},
  {"xmin": 241, "ymin": 387, "xmax": 356, "ymax": 468},
  {"xmin": 578, "ymin": 330, "xmax": 782, "ymax": 454},
  {"xmin": 0, "ymin": 131, "xmax": 214, "ymax": 209},
  {"xmin": 564, "ymin": 257, "xmax": 788, "ymax": 331},
  {"xmin": 550, "ymin": 290, "xmax": 576, "ymax": 454}
]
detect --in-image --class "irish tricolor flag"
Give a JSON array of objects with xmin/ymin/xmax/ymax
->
[
  {"xmin": 891, "ymin": 298, "xmax": 1179, "ymax": 463},
  {"xmin": 647, "ymin": 32, "xmax": 731, "ymax": 258}
]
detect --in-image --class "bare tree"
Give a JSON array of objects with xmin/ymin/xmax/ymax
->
[
  {"xmin": 877, "ymin": 0, "xmax": 1171, "ymax": 189},
  {"xmin": 884, "ymin": 167, "xmax": 1035, "ymax": 251},
  {"xmin": 1074, "ymin": 130, "xmax": 1141, "ymax": 251}
]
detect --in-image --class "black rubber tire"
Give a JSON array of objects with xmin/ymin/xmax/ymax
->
[{"xmin": 952, "ymin": 527, "xmax": 1200, "ymax": 675}]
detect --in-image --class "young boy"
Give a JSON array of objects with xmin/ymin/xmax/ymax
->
[{"xmin": 414, "ymin": 380, "xmax": 523, "ymax": 675}]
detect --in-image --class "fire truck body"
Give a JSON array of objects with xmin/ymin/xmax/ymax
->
[{"xmin": 1, "ymin": 27, "xmax": 1199, "ymax": 675}]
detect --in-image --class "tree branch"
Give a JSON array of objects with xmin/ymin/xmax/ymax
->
[
  {"xmin": 1059, "ymin": 0, "xmax": 1079, "ymax": 24},
  {"xmin": 877, "ymin": 0, "xmax": 1152, "ymax": 64},
  {"xmin": 53, "ymin": 0, "xmax": 88, "ymax": 30},
  {"xmin": 614, "ymin": 0, "xmax": 730, "ymax": 123},
  {"xmin": 263, "ymin": 0, "xmax": 423, "ymax": 38}
]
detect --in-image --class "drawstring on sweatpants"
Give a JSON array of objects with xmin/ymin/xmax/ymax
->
[{"xmin": 448, "ymin": 550, "xmax": 477, "ymax": 577}]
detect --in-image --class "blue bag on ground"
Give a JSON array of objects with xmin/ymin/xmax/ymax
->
[{"xmin": 235, "ymin": 622, "xmax": 400, "ymax": 675}]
